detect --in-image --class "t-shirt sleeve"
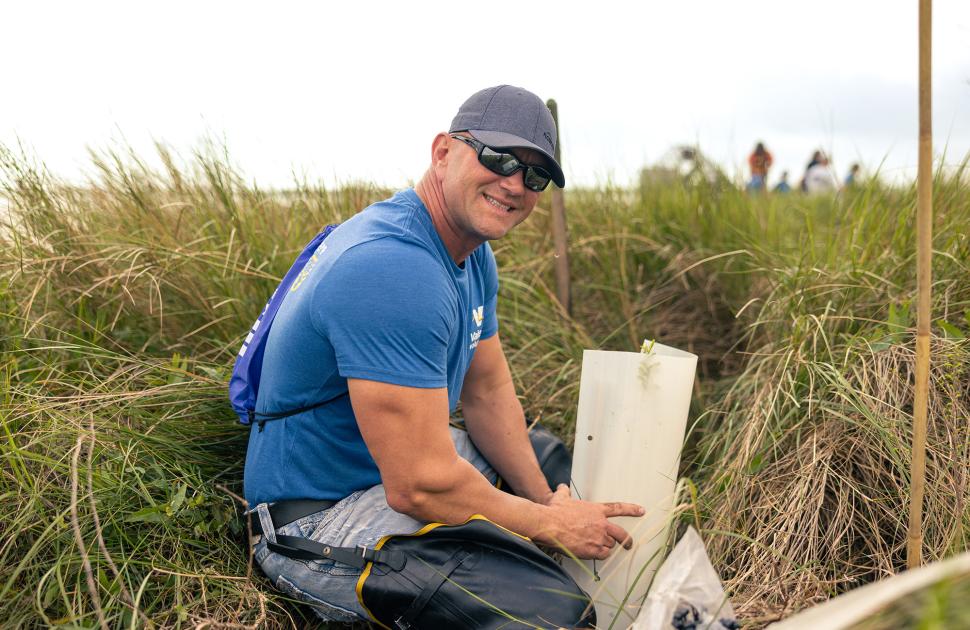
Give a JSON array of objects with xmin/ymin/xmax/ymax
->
[
  {"xmin": 481, "ymin": 243, "xmax": 499, "ymax": 340},
  {"xmin": 311, "ymin": 239, "xmax": 455, "ymax": 388}
]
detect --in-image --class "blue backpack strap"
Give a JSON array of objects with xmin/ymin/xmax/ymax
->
[{"xmin": 228, "ymin": 224, "xmax": 339, "ymax": 425}]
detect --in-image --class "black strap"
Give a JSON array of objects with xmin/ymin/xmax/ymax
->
[
  {"xmin": 251, "ymin": 498, "xmax": 406, "ymax": 572},
  {"xmin": 268, "ymin": 536, "xmax": 406, "ymax": 571},
  {"xmin": 250, "ymin": 391, "xmax": 349, "ymax": 432},
  {"xmin": 397, "ymin": 549, "xmax": 472, "ymax": 627},
  {"xmin": 249, "ymin": 499, "xmax": 337, "ymax": 536}
]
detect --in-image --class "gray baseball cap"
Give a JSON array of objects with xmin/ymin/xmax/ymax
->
[{"xmin": 449, "ymin": 85, "xmax": 565, "ymax": 188}]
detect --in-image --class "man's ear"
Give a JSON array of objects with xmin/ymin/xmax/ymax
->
[{"xmin": 430, "ymin": 133, "xmax": 452, "ymax": 172}]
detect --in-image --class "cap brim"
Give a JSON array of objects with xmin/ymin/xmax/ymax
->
[{"xmin": 468, "ymin": 130, "xmax": 566, "ymax": 188}]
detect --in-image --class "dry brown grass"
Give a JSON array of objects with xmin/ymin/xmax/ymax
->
[{"xmin": 705, "ymin": 338, "xmax": 969, "ymax": 623}]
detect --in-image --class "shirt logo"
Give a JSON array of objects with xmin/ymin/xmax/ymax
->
[
  {"xmin": 469, "ymin": 329, "xmax": 482, "ymax": 349},
  {"xmin": 469, "ymin": 305, "xmax": 485, "ymax": 349},
  {"xmin": 290, "ymin": 243, "xmax": 327, "ymax": 293}
]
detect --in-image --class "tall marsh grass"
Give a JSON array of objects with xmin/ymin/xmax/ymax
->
[{"xmin": 1, "ymin": 143, "xmax": 967, "ymax": 627}]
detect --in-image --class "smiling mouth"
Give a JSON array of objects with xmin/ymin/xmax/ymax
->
[{"xmin": 484, "ymin": 193, "xmax": 513, "ymax": 212}]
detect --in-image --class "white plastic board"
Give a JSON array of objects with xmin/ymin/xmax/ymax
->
[{"xmin": 564, "ymin": 345, "xmax": 697, "ymax": 627}]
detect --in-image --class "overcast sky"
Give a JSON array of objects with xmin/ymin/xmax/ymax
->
[{"xmin": 3, "ymin": 1, "xmax": 969, "ymax": 189}]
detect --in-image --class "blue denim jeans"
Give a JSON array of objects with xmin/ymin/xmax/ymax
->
[{"xmin": 251, "ymin": 426, "xmax": 498, "ymax": 623}]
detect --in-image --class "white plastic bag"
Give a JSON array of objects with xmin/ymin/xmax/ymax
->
[{"xmin": 631, "ymin": 527, "xmax": 738, "ymax": 630}]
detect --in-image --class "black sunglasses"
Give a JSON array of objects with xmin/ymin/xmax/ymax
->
[{"xmin": 450, "ymin": 134, "xmax": 553, "ymax": 192}]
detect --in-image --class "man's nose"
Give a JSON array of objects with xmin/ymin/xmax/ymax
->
[{"xmin": 498, "ymin": 169, "xmax": 526, "ymax": 195}]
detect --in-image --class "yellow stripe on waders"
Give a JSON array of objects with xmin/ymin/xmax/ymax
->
[{"xmin": 355, "ymin": 514, "xmax": 531, "ymax": 626}]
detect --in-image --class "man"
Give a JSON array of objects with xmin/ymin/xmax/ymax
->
[{"xmin": 244, "ymin": 85, "xmax": 643, "ymax": 623}]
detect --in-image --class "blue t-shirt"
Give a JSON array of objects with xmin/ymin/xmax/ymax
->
[{"xmin": 243, "ymin": 189, "xmax": 499, "ymax": 506}]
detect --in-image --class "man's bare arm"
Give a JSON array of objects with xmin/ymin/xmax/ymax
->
[
  {"xmin": 348, "ymin": 376, "xmax": 644, "ymax": 560},
  {"xmin": 458, "ymin": 333, "xmax": 553, "ymax": 504}
]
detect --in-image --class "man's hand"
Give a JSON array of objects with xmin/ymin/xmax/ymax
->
[{"xmin": 537, "ymin": 484, "xmax": 644, "ymax": 560}]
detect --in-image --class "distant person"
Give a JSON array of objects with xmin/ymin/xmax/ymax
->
[
  {"xmin": 746, "ymin": 142, "xmax": 773, "ymax": 192},
  {"xmin": 799, "ymin": 150, "xmax": 824, "ymax": 192},
  {"xmin": 773, "ymin": 170, "xmax": 792, "ymax": 193},
  {"xmin": 844, "ymin": 163, "xmax": 861, "ymax": 188},
  {"xmin": 804, "ymin": 152, "xmax": 838, "ymax": 193}
]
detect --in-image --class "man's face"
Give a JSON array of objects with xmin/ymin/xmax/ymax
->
[{"xmin": 439, "ymin": 134, "xmax": 543, "ymax": 243}]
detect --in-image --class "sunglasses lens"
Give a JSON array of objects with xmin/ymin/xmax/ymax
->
[
  {"xmin": 472, "ymin": 140, "xmax": 552, "ymax": 192},
  {"xmin": 523, "ymin": 167, "xmax": 552, "ymax": 192},
  {"xmin": 479, "ymin": 146, "xmax": 521, "ymax": 177}
]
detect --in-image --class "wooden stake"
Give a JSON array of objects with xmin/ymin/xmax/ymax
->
[
  {"xmin": 547, "ymin": 99, "xmax": 571, "ymax": 316},
  {"xmin": 907, "ymin": 0, "xmax": 933, "ymax": 570}
]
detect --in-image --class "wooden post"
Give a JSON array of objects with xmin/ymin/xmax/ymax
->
[
  {"xmin": 547, "ymin": 98, "xmax": 571, "ymax": 316},
  {"xmin": 907, "ymin": 0, "xmax": 933, "ymax": 570}
]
